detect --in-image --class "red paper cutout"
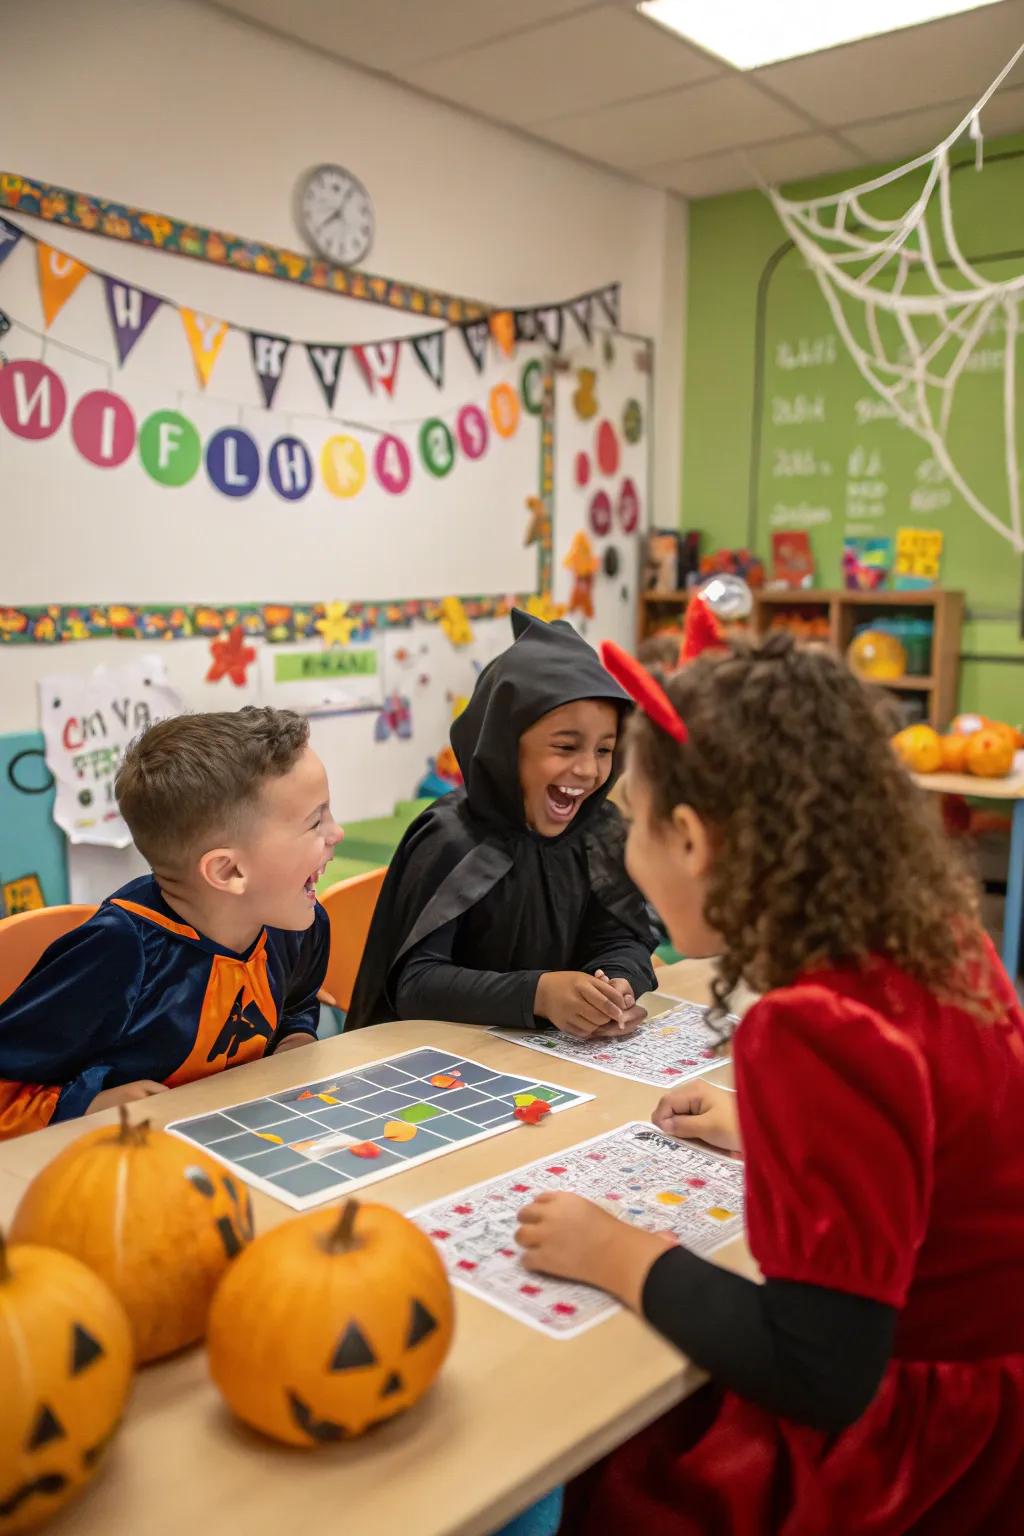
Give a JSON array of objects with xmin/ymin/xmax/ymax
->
[
  {"xmin": 601, "ymin": 640, "xmax": 688, "ymax": 744},
  {"xmin": 206, "ymin": 625, "xmax": 256, "ymax": 686},
  {"xmin": 348, "ymin": 1141, "xmax": 381, "ymax": 1159},
  {"xmin": 514, "ymin": 1101, "xmax": 551, "ymax": 1125},
  {"xmin": 596, "ymin": 420, "xmax": 620, "ymax": 476}
]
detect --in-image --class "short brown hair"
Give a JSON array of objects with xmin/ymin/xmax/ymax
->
[
  {"xmin": 116, "ymin": 707, "xmax": 310, "ymax": 872},
  {"xmin": 637, "ymin": 634, "xmax": 681, "ymax": 673},
  {"xmin": 630, "ymin": 631, "xmax": 985, "ymax": 1022}
]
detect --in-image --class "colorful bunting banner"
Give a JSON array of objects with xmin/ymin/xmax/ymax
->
[
  {"xmin": 249, "ymin": 331, "xmax": 290, "ymax": 409},
  {"xmin": 0, "ymin": 216, "xmax": 22, "ymax": 270},
  {"xmin": 103, "ymin": 278, "xmax": 161, "ymax": 366},
  {"xmin": 411, "ymin": 330, "xmax": 445, "ymax": 389},
  {"xmin": 568, "ymin": 294, "xmax": 593, "ymax": 345},
  {"xmin": 515, "ymin": 308, "xmax": 539, "ymax": 343},
  {"xmin": 180, "ymin": 309, "xmax": 228, "ymax": 390},
  {"xmin": 595, "ymin": 282, "xmax": 621, "ymax": 328},
  {"xmin": 460, "ymin": 319, "xmax": 490, "ymax": 373},
  {"xmin": 37, "ymin": 244, "xmax": 88, "ymax": 329},
  {"xmin": 533, "ymin": 305, "xmax": 564, "ymax": 353},
  {"xmin": 490, "ymin": 310, "xmax": 516, "ymax": 358},
  {"xmin": 306, "ymin": 343, "xmax": 345, "ymax": 410},
  {"xmin": 353, "ymin": 341, "xmax": 400, "ymax": 397}
]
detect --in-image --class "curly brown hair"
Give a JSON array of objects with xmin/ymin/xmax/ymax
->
[{"xmin": 629, "ymin": 631, "xmax": 986, "ymax": 1022}]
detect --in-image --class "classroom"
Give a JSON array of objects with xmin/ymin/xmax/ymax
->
[{"xmin": 1, "ymin": 2, "xmax": 1023, "ymax": 1533}]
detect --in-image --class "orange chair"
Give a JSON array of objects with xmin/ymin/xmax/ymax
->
[
  {"xmin": 0, "ymin": 905, "xmax": 97, "ymax": 1007},
  {"xmin": 317, "ymin": 868, "xmax": 387, "ymax": 1014}
]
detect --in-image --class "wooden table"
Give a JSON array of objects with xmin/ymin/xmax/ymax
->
[
  {"xmin": 0, "ymin": 961, "xmax": 748, "ymax": 1536},
  {"xmin": 913, "ymin": 766, "xmax": 1024, "ymax": 980}
]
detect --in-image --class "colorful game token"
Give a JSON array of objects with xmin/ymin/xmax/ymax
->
[
  {"xmin": 429, "ymin": 1072, "xmax": 462, "ymax": 1089},
  {"xmin": 514, "ymin": 1101, "xmax": 551, "ymax": 1126},
  {"xmin": 348, "ymin": 1142, "xmax": 382, "ymax": 1160},
  {"xmin": 383, "ymin": 1120, "xmax": 418, "ymax": 1142}
]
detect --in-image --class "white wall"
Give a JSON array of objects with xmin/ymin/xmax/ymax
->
[{"xmin": 0, "ymin": 0, "xmax": 686, "ymax": 847}]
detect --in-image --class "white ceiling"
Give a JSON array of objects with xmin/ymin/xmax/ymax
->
[{"xmin": 207, "ymin": 0, "xmax": 1024, "ymax": 197}]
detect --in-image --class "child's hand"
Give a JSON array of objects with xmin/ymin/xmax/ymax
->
[
  {"xmin": 515, "ymin": 1191, "xmax": 673, "ymax": 1306},
  {"xmin": 535, "ymin": 971, "xmax": 626, "ymax": 1038},
  {"xmin": 652, "ymin": 1080, "xmax": 741, "ymax": 1151},
  {"xmin": 86, "ymin": 1080, "xmax": 168, "ymax": 1115},
  {"xmin": 273, "ymin": 1032, "xmax": 315, "ymax": 1053}
]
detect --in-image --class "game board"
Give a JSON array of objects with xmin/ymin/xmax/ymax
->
[
  {"xmin": 492, "ymin": 999, "xmax": 736, "ymax": 1089},
  {"xmin": 166, "ymin": 1048, "xmax": 592, "ymax": 1211},
  {"xmin": 411, "ymin": 1121, "xmax": 745, "ymax": 1339}
]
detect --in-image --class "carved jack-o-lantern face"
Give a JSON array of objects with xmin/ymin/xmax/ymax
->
[
  {"xmin": 208, "ymin": 1200, "xmax": 455, "ymax": 1445},
  {"xmin": 10, "ymin": 1110, "xmax": 254, "ymax": 1364},
  {"xmin": 0, "ymin": 1238, "xmax": 133, "ymax": 1534}
]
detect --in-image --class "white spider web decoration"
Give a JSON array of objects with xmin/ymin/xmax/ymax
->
[{"xmin": 769, "ymin": 44, "xmax": 1024, "ymax": 554}]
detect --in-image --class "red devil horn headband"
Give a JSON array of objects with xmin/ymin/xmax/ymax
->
[{"xmin": 601, "ymin": 641, "xmax": 688, "ymax": 744}]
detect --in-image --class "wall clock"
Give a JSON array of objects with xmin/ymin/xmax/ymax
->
[{"xmin": 297, "ymin": 164, "xmax": 375, "ymax": 267}]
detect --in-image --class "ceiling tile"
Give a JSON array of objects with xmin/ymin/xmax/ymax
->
[
  {"xmin": 211, "ymin": 0, "xmax": 588, "ymax": 72},
  {"xmin": 845, "ymin": 82, "xmax": 1024, "ymax": 161},
  {"xmin": 537, "ymin": 75, "xmax": 806, "ymax": 168},
  {"xmin": 756, "ymin": 0, "xmax": 1024, "ymax": 127},
  {"xmin": 401, "ymin": 6, "xmax": 718, "ymax": 124},
  {"xmin": 643, "ymin": 133, "xmax": 861, "ymax": 197}
]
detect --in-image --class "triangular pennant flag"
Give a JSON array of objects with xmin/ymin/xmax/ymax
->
[
  {"xmin": 180, "ymin": 308, "xmax": 228, "ymax": 389},
  {"xmin": 353, "ymin": 341, "xmax": 400, "ymax": 397},
  {"xmin": 37, "ymin": 244, "xmax": 88, "ymax": 329},
  {"xmin": 460, "ymin": 319, "xmax": 489, "ymax": 373},
  {"xmin": 0, "ymin": 216, "xmax": 23, "ymax": 270},
  {"xmin": 489, "ymin": 310, "xmax": 516, "ymax": 358},
  {"xmin": 568, "ymin": 294, "xmax": 593, "ymax": 345},
  {"xmin": 411, "ymin": 330, "xmax": 445, "ymax": 389},
  {"xmin": 102, "ymin": 277, "xmax": 161, "ymax": 366},
  {"xmin": 306, "ymin": 344, "xmax": 345, "ymax": 411},
  {"xmin": 249, "ymin": 331, "xmax": 290, "ymax": 409},
  {"xmin": 514, "ymin": 309, "xmax": 539, "ymax": 343},
  {"xmin": 595, "ymin": 282, "xmax": 621, "ymax": 328},
  {"xmin": 533, "ymin": 305, "xmax": 564, "ymax": 352}
]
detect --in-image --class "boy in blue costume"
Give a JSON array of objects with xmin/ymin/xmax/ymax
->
[{"xmin": 0, "ymin": 707, "xmax": 341, "ymax": 1137}]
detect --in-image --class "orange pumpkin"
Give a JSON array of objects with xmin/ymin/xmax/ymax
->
[
  {"xmin": 207, "ymin": 1199, "xmax": 454, "ymax": 1445},
  {"xmin": 0, "ymin": 1230, "xmax": 132, "ymax": 1533},
  {"xmin": 965, "ymin": 727, "xmax": 1015, "ymax": 778},
  {"xmin": 10, "ymin": 1108, "xmax": 253, "ymax": 1363},
  {"xmin": 949, "ymin": 712, "xmax": 987, "ymax": 737},
  {"xmin": 892, "ymin": 724, "xmax": 943, "ymax": 774},
  {"xmin": 939, "ymin": 733, "xmax": 969, "ymax": 773}
]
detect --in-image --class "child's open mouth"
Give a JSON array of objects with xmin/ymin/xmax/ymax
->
[
  {"xmin": 545, "ymin": 784, "xmax": 589, "ymax": 823},
  {"xmin": 304, "ymin": 863, "xmax": 327, "ymax": 901}
]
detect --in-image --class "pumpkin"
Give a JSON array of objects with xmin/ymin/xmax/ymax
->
[
  {"xmin": 949, "ymin": 712, "xmax": 986, "ymax": 737},
  {"xmin": 939, "ymin": 733, "xmax": 970, "ymax": 773},
  {"xmin": 965, "ymin": 727, "xmax": 1015, "ymax": 778},
  {"xmin": 0, "ymin": 1230, "xmax": 132, "ymax": 1534},
  {"xmin": 10, "ymin": 1107, "xmax": 253, "ymax": 1364},
  {"xmin": 207, "ymin": 1199, "xmax": 454, "ymax": 1445},
  {"xmin": 892, "ymin": 724, "xmax": 943, "ymax": 774}
]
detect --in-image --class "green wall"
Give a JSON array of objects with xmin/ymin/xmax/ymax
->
[{"xmin": 683, "ymin": 135, "xmax": 1024, "ymax": 722}]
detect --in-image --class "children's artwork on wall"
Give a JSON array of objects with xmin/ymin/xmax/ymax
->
[
  {"xmin": 562, "ymin": 531, "xmax": 599, "ymax": 620},
  {"xmin": 206, "ymin": 626, "xmax": 258, "ymax": 686},
  {"xmin": 39, "ymin": 657, "xmax": 184, "ymax": 847},
  {"xmin": 256, "ymin": 642, "xmax": 384, "ymax": 718},
  {"xmin": 374, "ymin": 693, "xmax": 412, "ymax": 743},
  {"xmin": 0, "ymin": 730, "xmax": 68, "ymax": 907},
  {"xmin": 439, "ymin": 597, "xmax": 473, "ymax": 648}
]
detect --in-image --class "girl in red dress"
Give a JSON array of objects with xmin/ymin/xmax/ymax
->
[{"xmin": 515, "ymin": 632, "xmax": 1024, "ymax": 1535}]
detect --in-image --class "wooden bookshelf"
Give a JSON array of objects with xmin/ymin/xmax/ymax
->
[
  {"xmin": 753, "ymin": 588, "xmax": 964, "ymax": 728},
  {"xmin": 637, "ymin": 589, "xmax": 690, "ymax": 648}
]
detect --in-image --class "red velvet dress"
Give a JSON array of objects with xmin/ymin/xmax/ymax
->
[{"xmin": 574, "ymin": 940, "xmax": 1024, "ymax": 1534}]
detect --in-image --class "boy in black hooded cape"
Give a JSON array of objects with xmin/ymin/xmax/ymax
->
[{"xmin": 345, "ymin": 610, "xmax": 657, "ymax": 1033}]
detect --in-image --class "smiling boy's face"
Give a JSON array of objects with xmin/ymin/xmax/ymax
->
[
  {"xmin": 517, "ymin": 699, "xmax": 619, "ymax": 837},
  {"xmin": 231, "ymin": 746, "xmax": 343, "ymax": 930}
]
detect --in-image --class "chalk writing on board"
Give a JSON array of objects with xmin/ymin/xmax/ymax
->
[
  {"xmin": 772, "ymin": 448, "xmax": 833, "ymax": 478},
  {"xmin": 910, "ymin": 457, "xmax": 952, "ymax": 514},
  {"xmin": 774, "ymin": 336, "xmax": 837, "ymax": 371},
  {"xmin": 845, "ymin": 445, "xmax": 886, "ymax": 525},
  {"xmin": 854, "ymin": 397, "xmax": 898, "ymax": 426},
  {"xmin": 772, "ymin": 395, "xmax": 825, "ymax": 427},
  {"xmin": 964, "ymin": 349, "xmax": 1005, "ymax": 373},
  {"xmin": 769, "ymin": 503, "xmax": 833, "ymax": 528}
]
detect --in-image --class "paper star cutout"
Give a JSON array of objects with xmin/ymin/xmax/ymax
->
[
  {"xmin": 525, "ymin": 593, "xmax": 567, "ymax": 624},
  {"xmin": 439, "ymin": 596, "xmax": 473, "ymax": 647},
  {"xmin": 206, "ymin": 625, "xmax": 256, "ymax": 686},
  {"xmin": 316, "ymin": 600, "xmax": 357, "ymax": 648},
  {"xmin": 524, "ymin": 495, "xmax": 550, "ymax": 548}
]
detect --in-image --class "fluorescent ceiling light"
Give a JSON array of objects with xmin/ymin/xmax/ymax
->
[{"xmin": 637, "ymin": 0, "xmax": 1006, "ymax": 70}]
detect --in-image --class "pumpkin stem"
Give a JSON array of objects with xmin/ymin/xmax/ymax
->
[
  {"xmin": 326, "ymin": 1199, "xmax": 360, "ymax": 1252},
  {"xmin": 0, "ymin": 1228, "xmax": 9, "ymax": 1284},
  {"xmin": 116, "ymin": 1105, "xmax": 150, "ymax": 1146}
]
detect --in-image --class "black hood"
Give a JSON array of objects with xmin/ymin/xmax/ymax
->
[{"xmin": 450, "ymin": 608, "xmax": 630, "ymax": 831}]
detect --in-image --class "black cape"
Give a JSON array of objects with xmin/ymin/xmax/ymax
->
[{"xmin": 346, "ymin": 609, "xmax": 657, "ymax": 1030}]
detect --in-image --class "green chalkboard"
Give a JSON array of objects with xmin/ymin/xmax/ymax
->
[{"xmin": 683, "ymin": 133, "xmax": 1024, "ymax": 721}]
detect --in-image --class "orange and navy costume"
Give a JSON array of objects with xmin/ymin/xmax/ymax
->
[{"xmin": 0, "ymin": 876, "xmax": 328, "ymax": 1139}]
